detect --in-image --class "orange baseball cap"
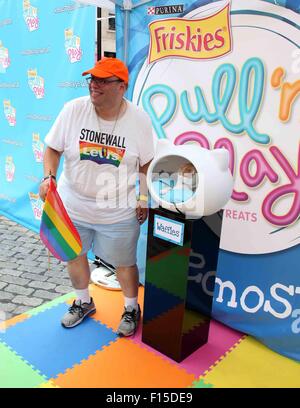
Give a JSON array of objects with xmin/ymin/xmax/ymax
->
[{"xmin": 82, "ymin": 57, "xmax": 129, "ymax": 84}]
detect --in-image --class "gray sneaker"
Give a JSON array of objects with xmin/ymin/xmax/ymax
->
[
  {"xmin": 116, "ymin": 305, "xmax": 141, "ymax": 337},
  {"xmin": 61, "ymin": 298, "xmax": 96, "ymax": 328}
]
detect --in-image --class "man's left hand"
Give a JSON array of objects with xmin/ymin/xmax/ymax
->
[{"xmin": 136, "ymin": 200, "xmax": 148, "ymax": 224}]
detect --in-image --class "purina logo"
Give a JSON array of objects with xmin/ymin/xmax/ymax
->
[
  {"xmin": 153, "ymin": 215, "xmax": 184, "ymax": 246},
  {"xmin": 147, "ymin": 4, "xmax": 184, "ymax": 15}
]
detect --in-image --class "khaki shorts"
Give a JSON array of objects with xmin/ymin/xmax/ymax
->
[{"xmin": 72, "ymin": 216, "xmax": 140, "ymax": 268}]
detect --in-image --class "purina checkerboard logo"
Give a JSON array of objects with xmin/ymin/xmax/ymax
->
[{"xmin": 147, "ymin": 4, "xmax": 184, "ymax": 15}]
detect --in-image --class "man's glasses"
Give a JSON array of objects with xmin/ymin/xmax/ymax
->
[{"xmin": 85, "ymin": 76, "xmax": 122, "ymax": 86}]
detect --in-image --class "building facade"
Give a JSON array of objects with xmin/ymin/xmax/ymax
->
[{"xmin": 97, "ymin": 8, "xmax": 116, "ymax": 59}]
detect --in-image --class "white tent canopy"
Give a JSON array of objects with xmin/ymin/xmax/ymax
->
[
  {"xmin": 76, "ymin": 0, "xmax": 153, "ymax": 12},
  {"xmin": 76, "ymin": 0, "xmax": 116, "ymax": 12}
]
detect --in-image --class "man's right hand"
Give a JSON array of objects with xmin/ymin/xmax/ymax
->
[
  {"xmin": 40, "ymin": 147, "xmax": 62, "ymax": 201},
  {"xmin": 39, "ymin": 178, "xmax": 56, "ymax": 202}
]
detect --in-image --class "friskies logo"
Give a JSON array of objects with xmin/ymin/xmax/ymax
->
[{"xmin": 148, "ymin": 3, "xmax": 232, "ymax": 63}]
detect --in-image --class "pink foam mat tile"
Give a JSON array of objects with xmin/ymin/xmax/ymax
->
[{"xmin": 131, "ymin": 319, "xmax": 245, "ymax": 377}]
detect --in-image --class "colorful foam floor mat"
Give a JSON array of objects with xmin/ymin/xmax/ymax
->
[{"xmin": 0, "ymin": 284, "xmax": 299, "ymax": 388}]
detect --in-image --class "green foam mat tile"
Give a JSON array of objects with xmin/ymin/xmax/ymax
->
[
  {"xmin": 191, "ymin": 378, "xmax": 214, "ymax": 388},
  {"xmin": 26, "ymin": 292, "xmax": 76, "ymax": 316},
  {"xmin": 146, "ymin": 245, "xmax": 190, "ymax": 299},
  {"xmin": 0, "ymin": 341, "xmax": 47, "ymax": 388}
]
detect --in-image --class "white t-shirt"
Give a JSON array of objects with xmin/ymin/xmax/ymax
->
[{"xmin": 45, "ymin": 96, "xmax": 154, "ymax": 224}]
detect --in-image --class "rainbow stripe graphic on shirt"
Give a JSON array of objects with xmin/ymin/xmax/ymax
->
[{"xmin": 79, "ymin": 141, "xmax": 125, "ymax": 167}]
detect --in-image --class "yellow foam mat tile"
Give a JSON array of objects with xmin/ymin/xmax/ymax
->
[
  {"xmin": 201, "ymin": 336, "xmax": 300, "ymax": 388},
  {"xmin": 182, "ymin": 309, "xmax": 207, "ymax": 334},
  {"xmin": 52, "ymin": 338, "xmax": 195, "ymax": 388},
  {"xmin": 38, "ymin": 380, "xmax": 60, "ymax": 388}
]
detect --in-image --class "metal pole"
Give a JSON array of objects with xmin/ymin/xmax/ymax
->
[
  {"xmin": 97, "ymin": 7, "xmax": 102, "ymax": 59},
  {"xmin": 122, "ymin": 0, "xmax": 152, "ymax": 64},
  {"xmin": 123, "ymin": 11, "xmax": 130, "ymax": 64},
  {"xmin": 122, "ymin": 0, "xmax": 133, "ymax": 65}
]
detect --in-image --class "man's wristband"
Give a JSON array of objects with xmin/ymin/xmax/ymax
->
[
  {"xmin": 139, "ymin": 194, "xmax": 148, "ymax": 202},
  {"xmin": 41, "ymin": 175, "xmax": 56, "ymax": 183}
]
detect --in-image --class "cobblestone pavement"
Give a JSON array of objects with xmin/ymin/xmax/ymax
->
[{"xmin": 0, "ymin": 214, "xmax": 73, "ymax": 321}]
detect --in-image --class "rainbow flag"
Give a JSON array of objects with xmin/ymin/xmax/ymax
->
[{"xmin": 40, "ymin": 177, "xmax": 82, "ymax": 261}]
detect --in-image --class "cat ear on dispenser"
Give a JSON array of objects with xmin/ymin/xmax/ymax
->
[
  {"xmin": 155, "ymin": 138, "xmax": 172, "ymax": 157},
  {"xmin": 210, "ymin": 148, "xmax": 230, "ymax": 172}
]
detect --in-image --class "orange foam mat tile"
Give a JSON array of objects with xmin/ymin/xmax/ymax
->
[
  {"xmin": 0, "ymin": 313, "xmax": 30, "ymax": 331},
  {"xmin": 200, "ymin": 335, "xmax": 300, "ymax": 388},
  {"xmin": 52, "ymin": 337, "xmax": 196, "ymax": 388},
  {"xmin": 84, "ymin": 284, "xmax": 145, "ymax": 331}
]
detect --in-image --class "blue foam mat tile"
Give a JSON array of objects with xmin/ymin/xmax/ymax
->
[
  {"xmin": 143, "ymin": 282, "xmax": 182, "ymax": 323},
  {"xmin": 0, "ymin": 302, "xmax": 118, "ymax": 379}
]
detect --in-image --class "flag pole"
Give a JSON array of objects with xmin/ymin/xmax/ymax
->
[{"xmin": 47, "ymin": 170, "xmax": 52, "ymax": 273}]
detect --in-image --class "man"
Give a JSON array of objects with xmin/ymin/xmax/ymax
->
[{"xmin": 39, "ymin": 58, "xmax": 154, "ymax": 336}]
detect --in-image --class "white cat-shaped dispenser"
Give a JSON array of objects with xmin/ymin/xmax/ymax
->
[{"xmin": 147, "ymin": 139, "xmax": 233, "ymax": 218}]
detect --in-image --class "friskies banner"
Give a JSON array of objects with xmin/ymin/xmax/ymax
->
[
  {"xmin": 116, "ymin": 0, "xmax": 300, "ymax": 361},
  {"xmin": 0, "ymin": 0, "xmax": 95, "ymax": 230}
]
